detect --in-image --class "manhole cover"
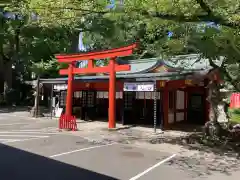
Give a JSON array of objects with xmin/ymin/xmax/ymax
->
[
  {"xmin": 121, "ymin": 151, "xmax": 144, "ymax": 158},
  {"xmin": 76, "ymin": 140, "xmax": 86, "ymax": 144},
  {"xmin": 122, "ymin": 146, "xmax": 133, "ymax": 150}
]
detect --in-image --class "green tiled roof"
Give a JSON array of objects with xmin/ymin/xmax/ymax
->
[
  {"xmin": 116, "ymin": 58, "xmax": 161, "ymax": 74},
  {"xmin": 40, "ymin": 54, "xmax": 217, "ymax": 84},
  {"xmin": 163, "ymin": 54, "xmax": 223, "ymax": 70}
]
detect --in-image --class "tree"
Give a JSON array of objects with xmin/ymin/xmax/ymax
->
[
  {"xmin": 79, "ymin": 0, "xmax": 240, "ymax": 135},
  {"xmin": 0, "ymin": 0, "xmax": 94, "ymax": 103},
  {"xmin": 1, "ymin": 0, "xmax": 239, "ymax": 131}
]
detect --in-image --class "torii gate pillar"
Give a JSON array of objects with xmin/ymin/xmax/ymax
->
[
  {"xmin": 108, "ymin": 58, "xmax": 116, "ymax": 128},
  {"xmin": 66, "ymin": 63, "xmax": 73, "ymax": 116}
]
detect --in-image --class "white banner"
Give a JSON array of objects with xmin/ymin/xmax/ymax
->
[
  {"xmin": 54, "ymin": 84, "xmax": 67, "ymax": 91},
  {"xmin": 124, "ymin": 83, "xmax": 154, "ymax": 92}
]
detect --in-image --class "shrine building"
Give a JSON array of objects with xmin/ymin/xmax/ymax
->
[{"xmin": 39, "ymin": 44, "xmax": 219, "ymax": 130}]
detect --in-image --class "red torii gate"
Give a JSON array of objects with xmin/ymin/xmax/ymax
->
[{"xmin": 55, "ymin": 43, "xmax": 137, "ymax": 129}]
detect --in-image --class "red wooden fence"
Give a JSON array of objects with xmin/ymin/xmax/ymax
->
[
  {"xmin": 59, "ymin": 114, "xmax": 77, "ymax": 131},
  {"xmin": 230, "ymin": 93, "xmax": 240, "ymax": 108}
]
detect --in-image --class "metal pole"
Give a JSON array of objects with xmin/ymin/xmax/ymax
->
[
  {"xmin": 35, "ymin": 76, "xmax": 40, "ymax": 118},
  {"xmin": 153, "ymin": 79, "xmax": 157, "ymax": 133},
  {"xmin": 160, "ymin": 92, "xmax": 163, "ymax": 131},
  {"xmin": 50, "ymin": 84, "xmax": 54, "ymax": 119}
]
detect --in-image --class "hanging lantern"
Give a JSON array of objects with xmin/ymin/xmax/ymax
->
[
  {"xmin": 185, "ymin": 79, "xmax": 192, "ymax": 85},
  {"xmin": 230, "ymin": 93, "xmax": 240, "ymax": 108},
  {"xmin": 159, "ymin": 81, "xmax": 165, "ymax": 87},
  {"xmin": 85, "ymin": 83, "xmax": 90, "ymax": 88}
]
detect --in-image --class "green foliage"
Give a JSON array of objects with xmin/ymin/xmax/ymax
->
[
  {"xmin": 82, "ymin": 0, "xmax": 240, "ymax": 91},
  {"xmin": 1, "ymin": 0, "xmax": 240, "ymax": 93},
  {"xmin": 229, "ymin": 108, "xmax": 240, "ymax": 124}
]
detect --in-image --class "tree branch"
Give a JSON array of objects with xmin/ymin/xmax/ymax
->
[
  {"xmin": 30, "ymin": 6, "xmax": 107, "ymax": 15},
  {"xmin": 229, "ymin": 36, "xmax": 240, "ymax": 63},
  {"xmin": 139, "ymin": 0, "xmax": 239, "ymax": 29},
  {"xmin": 208, "ymin": 58, "xmax": 220, "ymax": 69},
  {"xmin": 209, "ymin": 58, "xmax": 240, "ymax": 91},
  {"xmin": 220, "ymin": 66, "xmax": 240, "ymax": 91},
  {"xmin": 195, "ymin": 0, "xmax": 213, "ymax": 15},
  {"xmin": 142, "ymin": 11, "xmax": 239, "ymax": 28}
]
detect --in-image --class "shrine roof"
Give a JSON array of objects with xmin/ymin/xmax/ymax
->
[
  {"xmin": 115, "ymin": 58, "xmax": 161, "ymax": 74},
  {"xmin": 163, "ymin": 54, "xmax": 223, "ymax": 69},
  {"xmin": 39, "ymin": 54, "xmax": 218, "ymax": 84},
  {"xmin": 115, "ymin": 53, "xmax": 220, "ymax": 74}
]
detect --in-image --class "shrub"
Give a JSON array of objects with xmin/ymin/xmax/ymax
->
[{"xmin": 229, "ymin": 108, "xmax": 240, "ymax": 124}]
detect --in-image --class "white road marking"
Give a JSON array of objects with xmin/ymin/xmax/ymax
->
[
  {"xmin": 0, "ymin": 114, "xmax": 58, "ymax": 121},
  {"xmin": 0, "ymin": 125, "xmax": 57, "ymax": 144},
  {"xmin": 0, "ymin": 114, "xmax": 38, "ymax": 120},
  {"xmin": 2, "ymin": 136, "xmax": 49, "ymax": 143},
  {"xmin": 17, "ymin": 127, "xmax": 57, "ymax": 131},
  {"xmin": 0, "ymin": 139, "xmax": 19, "ymax": 141},
  {"xmin": 7, "ymin": 127, "xmax": 58, "ymax": 132},
  {"xmin": 0, "ymin": 134, "xmax": 49, "ymax": 138},
  {"xmin": 129, "ymin": 154, "xmax": 177, "ymax": 180},
  {"xmin": 50, "ymin": 143, "xmax": 117, "ymax": 158},
  {"xmin": 0, "ymin": 131, "xmax": 60, "ymax": 135},
  {"xmin": 0, "ymin": 123, "xmax": 27, "ymax": 126}
]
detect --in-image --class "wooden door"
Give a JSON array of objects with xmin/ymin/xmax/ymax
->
[
  {"xmin": 187, "ymin": 93, "xmax": 205, "ymax": 124},
  {"xmin": 122, "ymin": 91, "xmax": 136, "ymax": 125}
]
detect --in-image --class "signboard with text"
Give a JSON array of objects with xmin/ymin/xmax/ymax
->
[{"xmin": 123, "ymin": 82, "xmax": 154, "ymax": 92}]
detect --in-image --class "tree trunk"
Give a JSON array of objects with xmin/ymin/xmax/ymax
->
[
  {"xmin": 3, "ymin": 61, "xmax": 13, "ymax": 93},
  {"xmin": 30, "ymin": 77, "xmax": 42, "ymax": 117},
  {"xmin": 0, "ymin": 13, "xmax": 4, "ymax": 93},
  {"xmin": 205, "ymin": 80, "xmax": 228, "ymax": 137},
  {"xmin": 70, "ymin": 31, "xmax": 80, "ymax": 53},
  {"xmin": 2, "ymin": 21, "xmax": 19, "ymax": 102},
  {"xmin": 0, "ymin": 57, "xmax": 4, "ymax": 94}
]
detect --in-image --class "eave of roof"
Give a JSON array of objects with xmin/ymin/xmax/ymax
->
[{"xmin": 40, "ymin": 69, "xmax": 209, "ymax": 84}]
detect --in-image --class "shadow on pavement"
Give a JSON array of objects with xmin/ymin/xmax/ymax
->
[{"xmin": 0, "ymin": 143, "xmax": 119, "ymax": 180}]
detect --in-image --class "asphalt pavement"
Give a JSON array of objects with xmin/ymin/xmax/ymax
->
[{"xmin": 1, "ymin": 113, "xmax": 231, "ymax": 180}]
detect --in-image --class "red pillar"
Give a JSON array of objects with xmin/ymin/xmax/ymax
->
[
  {"xmin": 163, "ymin": 87, "xmax": 169, "ymax": 129},
  {"xmin": 108, "ymin": 58, "xmax": 116, "ymax": 129},
  {"xmin": 66, "ymin": 63, "xmax": 73, "ymax": 116},
  {"xmin": 184, "ymin": 90, "xmax": 187, "ymax": 121},
  {"xmin": 173, "ymin": 91, "xmax": 176, "ymax": 123}
]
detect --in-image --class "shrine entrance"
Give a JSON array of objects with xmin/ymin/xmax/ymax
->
[
  {"xmin": 122, "ymin": 91, "xmax": 163, "ymax": 126},
  {"xmin": 95, "ymin": 91, "xmax": 123, "ymax": 122},
  {"xmin": 187, "ymin": 93, "xmax": 205, "ymax": 125},
  {"xmin": 121, "ymin": 82, "xmax": 163, "ymax": 126},
  {"xmin": 55, "ymin": 43, "xmax": 137, "ymax": 129},
  {"xmin": 79, "ymin": 90, "xmax": 97, "ymax": 121},
  {"xmin": 122, "ymin": 91, "xmax": 136, "ymax": 125},
  {"xmin": 96, "ymin": 91, "xmax": 109, "ymax": 120}
]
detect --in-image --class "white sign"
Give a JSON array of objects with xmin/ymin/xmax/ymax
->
[
  {"xmin": 124, "ymin": 83, "xmax": 154, "ymax": 92},
  {"xmin": 52, "ymin": 97, "xmax": 56, "ymax": 107},
  {"xmin": 54, "ymin": 84, "xmax": 67, "ymax": 91},
  {"xmin": 137, "ymin": 84, "xmax": 154, "ymax": 91},
  {"xmin": 55, "ymin": 108, "xmax": 63, "ymax": 118}
]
